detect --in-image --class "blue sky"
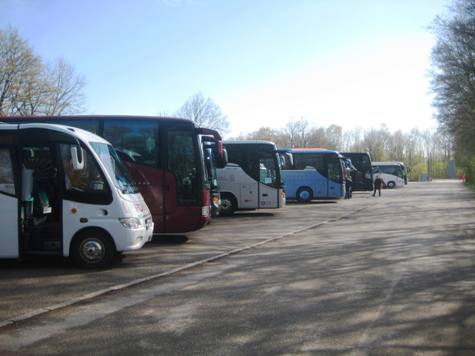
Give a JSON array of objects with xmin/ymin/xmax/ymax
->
[{"xmin": 1, "ymin": 0, "xmax": 451, "ymax": 136}]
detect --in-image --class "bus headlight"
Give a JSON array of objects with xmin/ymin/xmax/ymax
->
[
  {"xmin": 364, "ymin": 173, "xmax": 371, "ymax": 179},
  {"xmin": 119, "ymin": 217, "xmax": 143, "ymax": 229}
]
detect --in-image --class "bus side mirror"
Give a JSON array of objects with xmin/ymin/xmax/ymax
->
[
  {"xmin": 71, "ymin": 146, "xmax": 84, "ymax": 170},
  {"xmin": 223, "ymin": 149, "xmax": 228, "ymax": 166},
  {"xmin": 280, "ymin": 156, "xmax": 285, "ymax": 168},
  {"xmin": 216, "ymin": 148, "xmax": 228, "ymax": 168}
]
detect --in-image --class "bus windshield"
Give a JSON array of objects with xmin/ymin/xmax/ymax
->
[
  {"xmin": 90, "ymin": 142, "xmax": 138, "ymax": 194},
  {"xmin": 204, "ymin": 146, "xmax": 218, "ymax": 189},
  {"xmin": 259, "ymin": 153, "xmax": 281, "ymax": 187},
  {"xmin": 225, "ymin": 143, "xmax": 282, "ymax": 188},
  {"xmin": 374, "ymin": 165, "xmax": 404, "ymax": 179}
]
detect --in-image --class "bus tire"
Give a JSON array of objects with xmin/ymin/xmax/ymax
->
[
  {"xmin": 296, "ymin": 187, "xmax": 313, "ymax": 203},
  {"xmin": 71, "ymin": 229, "xmax": 116, "ymax": 269},
  {"xmin": 387, "ymin": 181, "xmax": 396, "ymax": 189},
  {"xmin": 220, "ymin": 193, "xmax": 237, "ymax": 215}
]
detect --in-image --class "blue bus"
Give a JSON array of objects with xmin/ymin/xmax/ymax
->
[{"xmin": 281, "ymin": 148, "xmax": 346, "ymax": 202}]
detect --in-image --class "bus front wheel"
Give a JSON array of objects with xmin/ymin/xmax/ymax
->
[
  {"xmin": 297, "ymin": 187, "xmax": 313, "ymax": 203},
  {"xmin": 387, "ymin": 181, "xmax": 396, "ymax": 189},
  {"xmin": 71, "ymin": 230, "xmax": 116, "ymax": 269},
  {"xmin": 220, "ymin": 194, "xmax": 237, "ymax": 216}
]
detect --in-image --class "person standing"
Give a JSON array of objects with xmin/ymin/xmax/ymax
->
[
  {"xmin": 373, "ymin": 174, "xmax": 384, "ymax": 197},
  {"xmin": 345, "ymin": 166, "xmax": 352, "ymax": 199}
]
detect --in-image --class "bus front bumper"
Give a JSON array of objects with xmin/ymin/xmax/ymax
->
[{"xmin": 118, "ymin": 216, "xmax": 154, "ymax": 251}]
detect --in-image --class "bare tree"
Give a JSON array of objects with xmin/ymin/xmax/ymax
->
[
  {"xmin": 246, "ymin": 126, "xmax": 287, "ymax": 146},
  {"xmin": 361, "ymin": 125, "xmax": 391, "ymax": 161},
  {"xmin": 42, "ymin": 58, "xmax": 85, "ymax": 115},
  {"xmin": 0, "ymin": 27, "xmax": 42, "ymax": 115},
  {"xmin": 341, "ymin": 127, "xmax": 364, "ymax": 152},
  {"xmin": 8, "ymin": 62, "xmax": 46, "ymax": 115},
  {"xmin": 283, "ymin": 117, "xmax": 313, "ymax": 148},
  {"xmin": 324, "ymin": 124, "xmax": 343, "ymax": 150},
  {"xmin": 0, "ymin": 27, "xmax": 85, "ymax": 116},
  {"xmin": 176, "ymin": 92, "xmax": 229, "ymax": 133},
  {"xmin": 386, "ymin": 130, "xmax": 406, "ymax": 161},
  {"xmin": 241, "ymin": 121, "xmax": 452, "ymax": 180}
]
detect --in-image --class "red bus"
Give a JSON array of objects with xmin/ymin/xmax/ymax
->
[{"xmin": 2, "ymin": 116, "xmax": 225, "ymax": 234}]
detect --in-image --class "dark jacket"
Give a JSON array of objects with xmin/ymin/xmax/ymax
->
[{"xmin": 374, "ymin": 177, "xmax": 383, "ymax": 188}]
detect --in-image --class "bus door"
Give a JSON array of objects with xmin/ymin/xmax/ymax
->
[
  {"xmin": 326, "ymin": 157, "xmax": 344, "ymax": 198},
  {"xmin": 258, "ymin": 157, "xmax": 279, "ymax": 208},
  {"xmin": 165, "ymin": 129, "xmax": 202, "ymax": 231},
  {"xmin": 0, "ymin": 130, "xmax": 19, "ymax": 258},
  {"xmin": 18, "ymin": 129, "xmax": 62, "ymax": 255}
]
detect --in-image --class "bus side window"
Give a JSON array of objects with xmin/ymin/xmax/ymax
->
[
  {"xmin": 103, "ymin": 120, "xmax": 159, "ymax": 167},
  {"xmin": 59, "ymin": 144, "xmax": 111, "ymax": 204},
  {"xmin": 0, "ymin": 149, "xmax": 15, "ymax": 196},
  {"xmin": 294, "ymin": 154, "xmax": 325, "ymax": 174}
]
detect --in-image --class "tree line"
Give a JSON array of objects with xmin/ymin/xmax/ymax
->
[
  {"xmin": 232, "ymin": 118, "xmax": 453, "ymax": 181},
  {"xmin": 430, "ymin": 0, "xmax": 475, "ymax": 184}
]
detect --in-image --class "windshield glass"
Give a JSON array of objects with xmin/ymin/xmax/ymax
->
[
  {"xmin": 374, "ymin": 165, "xmax": 404, "ymax": 178},
  {"xmin": 204, "ymin": 147, "xmax": 218, "ymax": 188},
  {"xmin": 90, "ymin": 142, "xmax": 138, "ymax": 194},
  {"xmin": 258, "ymin": 151, "xmax": 282, "ymax": 188}
]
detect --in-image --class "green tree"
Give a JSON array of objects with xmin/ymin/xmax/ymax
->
[{"xmin": 430, "ymin": 0, "xmax": 475, "ymax": 182}]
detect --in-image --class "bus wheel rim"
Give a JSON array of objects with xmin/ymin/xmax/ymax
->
[
  {"xmin": 221, "ymin": 199, "xmax": 231, "ymax": 210},
  {"xmin": 80, "ymin": 239, "xmax": 105, "ymax": 263}
]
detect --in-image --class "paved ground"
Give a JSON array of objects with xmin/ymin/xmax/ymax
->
[{"xmin": 0, "ymin": 180, "xmax": 474, "ymax": 355}]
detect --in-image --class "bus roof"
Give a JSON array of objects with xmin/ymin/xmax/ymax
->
[
  {"xmin": 224, "ymin": 140, "xmax": 277, "ymax": 146},
  {"xmin": 197, "ymin": 127, "xmax": 222, "ymax": 140},
  {"xmin": 0, "ymin": 115, "xmax": 195, "ymax": 125},
  {"xmin": 341, "ymin": 152, "xmax": 371, "ymax": 157},
  {"xmin": 0, "ymin": 122, "xmax": 110, "ymax": 145},
  {"xmin": 291, "ymin": 148, "xmax": 340, "ymax": 154},
  {"xmin": 372, "ymin": 161, "xmax": 406, "ymax": 166}
]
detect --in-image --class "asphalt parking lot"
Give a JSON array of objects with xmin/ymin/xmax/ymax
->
[
  {"xmin": 0, "ymin": 187, "xmax": 368, "ymax": 325},
  {"xmin": 1, "ymin": 180, "xmax": 475, "ymax": 355}
]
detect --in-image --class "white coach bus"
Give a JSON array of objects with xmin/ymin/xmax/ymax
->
[
  {"xmin": 217, "ymin": 141, "xmax": 286, "ymax": 215},
  {"xmin": 0, "ymin": 123, "xmax": 153, "ymax": 268},
  {"xmin": 372, "ymin": 161, "xmax": 406, "ymax": 189}
]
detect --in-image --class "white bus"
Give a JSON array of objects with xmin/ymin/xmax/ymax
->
[
  {"xmin": 217, "ymin": 141, "xmax": 286, "ymax": 215},
  {"xmin": 0, "ymin": 123, "xmax": 153, "ymax": 268},
  {"xmin": 372, "ymin": 161, "xmax": 406, "ymax": 189}
]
